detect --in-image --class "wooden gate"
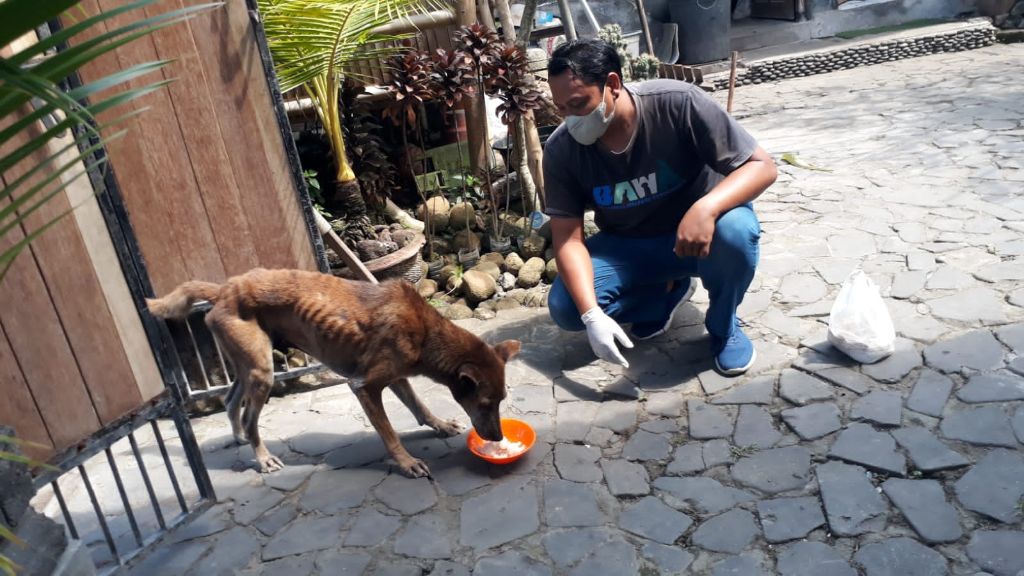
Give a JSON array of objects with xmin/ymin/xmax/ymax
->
[{"xmin": 1, "ymin": 0, "xmax": 321, "ymax": 463}]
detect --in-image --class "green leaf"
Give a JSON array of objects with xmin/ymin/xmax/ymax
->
[
  {"xmin": 0, "ymin": 0, "xmax": 80, "ymax": 49},
  {"xmin": 780, "ymin": 152, "xmax": 832, "ymax": 172},
  {"xmin": 0, "ymin": 554, "xmax": 18, "ymax": 576},
  {"xmin": 0, "ymin": 523, "xmax": 25, "ymax": 549}
]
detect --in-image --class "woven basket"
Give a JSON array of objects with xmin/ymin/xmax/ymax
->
[{"xmin": 360, "ymin": 233, "xmax": 426, "ymax": 284}]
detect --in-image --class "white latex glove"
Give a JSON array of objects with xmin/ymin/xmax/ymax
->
[{"xmin": 581, "ymin": 307, "xmax": 634, "ymax": 368}]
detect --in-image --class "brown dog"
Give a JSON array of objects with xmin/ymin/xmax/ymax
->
[{"xmin": 146, "ymin": 268, "xmax": 519, "ymax": 477}]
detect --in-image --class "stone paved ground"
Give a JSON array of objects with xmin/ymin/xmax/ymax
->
[{"xmin": 126, "ymin": 43, "xmax": 1024, "ymax": 575}]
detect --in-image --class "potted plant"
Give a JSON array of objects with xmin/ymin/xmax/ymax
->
[
  {"xmin": 485, "ymin": 45, "xmax": 543, "ymax": 249},
  {"xmin": 384, "ymin": 49, "xmax": 440, "ymax": 263}
]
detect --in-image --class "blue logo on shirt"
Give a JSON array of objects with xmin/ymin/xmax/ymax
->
[{"xmin": 592, "ymin": 160, "xmax": 683, "ymax": 209}]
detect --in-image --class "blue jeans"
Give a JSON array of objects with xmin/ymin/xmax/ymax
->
[{"xmin": 547, "ymin": 204, "xmax": 761, "ymax": 341}]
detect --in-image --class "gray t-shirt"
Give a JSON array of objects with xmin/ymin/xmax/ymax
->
[{"xmin": 543, "ymin": 79, "xmax": 758, "ymax": 237}]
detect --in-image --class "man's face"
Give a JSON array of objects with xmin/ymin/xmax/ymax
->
[{"xmin": 549, "ymin": 71, "xmax": 616, "ymax": 117}]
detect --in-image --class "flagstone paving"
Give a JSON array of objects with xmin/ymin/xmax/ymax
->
[{"xmin": 121, "ymin": 43, "xmax": 1024, "ymax": 574}]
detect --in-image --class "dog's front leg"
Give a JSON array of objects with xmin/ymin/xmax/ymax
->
[
  {"xmin": 389, "ymin": 379, "xmax": 463, "ymax": 437},
  {"xmin": 354, "ymin": 385, "xmax": 431, "ymax": 478}
]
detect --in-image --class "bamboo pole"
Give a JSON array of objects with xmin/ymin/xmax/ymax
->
[
  {"xmin": 727, "ymin": 50, "xmax": 738, "ymax": 113},
  {"xmin": 634, "ymin": 0, "xmax": 655, "ymax": 55},
  {"xmin": 555, "ymin": 0, "xmax": 577, "ymax": 40}
]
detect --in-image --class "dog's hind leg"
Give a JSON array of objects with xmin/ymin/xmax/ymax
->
[
  {"xmin": 208, "ymin": 314, "xmax": 282, "ymax": 473},
  {"xmin": 389, "ymin": 379, "xmax": 463, "ymax": 437}
]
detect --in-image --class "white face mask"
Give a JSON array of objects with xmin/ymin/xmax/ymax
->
[{"xmin": 565, "ymin": 85, "xmax": 615, "ymax": 146}]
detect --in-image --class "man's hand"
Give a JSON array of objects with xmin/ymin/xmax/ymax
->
[
  {"xmin": 581, "ymin": 307, "xmax": 633, "ymax": 367},
  {"xmin": 674, "ymin": 202, "xmax": 716, "ymax": 258}
]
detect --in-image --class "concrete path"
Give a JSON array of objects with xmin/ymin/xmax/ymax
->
[{"xmin": 126, "ymin": 43, "xmax": 1024, "ymax": 575}]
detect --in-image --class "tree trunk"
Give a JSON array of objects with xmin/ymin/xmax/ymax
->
[
  {"xmin": 515, "ymin": 117, "xmax": 540, "ymax": 213},
  {"xmin": 333, "ymin": 178, "xmax": 375, "ymax": 247},
  {"xmin": 493, "ymin": 0, "xmax": 539, "ymax": 214},
  {"xmin": 459, "ymin": 0, "xmax": 488, "ymax": 179},
  {"xmin": 508, "ymin": 0, "xmax": 545, "ymax": 208}
]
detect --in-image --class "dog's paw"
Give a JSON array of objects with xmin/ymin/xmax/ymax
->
[
  {"xmin": 397, "ymin": 456, "xmax": 431, "ymax": 478},
  {"xmin": 257, "ymin": 454, "xmax": 285, "ymax": 473},
  {"xmin": 431, "ymin": 418, "xmax": 464, "ymax": 438}
]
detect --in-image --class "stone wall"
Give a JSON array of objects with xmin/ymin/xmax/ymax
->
[
  {"xmin": 713, "ymin": 22, "xmax": 996, "ymax": 90},
  {"xmin": 994, "ymin": 0, "xmax": 1024, "ymax": 28}
]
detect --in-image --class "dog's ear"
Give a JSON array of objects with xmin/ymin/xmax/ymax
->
[
  {"xmin": 455, "ymin": 364, "xmax": 483, "ymax": 397},
  {"xmin": 493, "ymin": 340, "xmax": 520, "ymax": 362}
]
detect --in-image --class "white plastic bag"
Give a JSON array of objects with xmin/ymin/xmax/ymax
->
[{"xmin": 827, "ymin": 270, "xmax": 896, "ymax": 364}]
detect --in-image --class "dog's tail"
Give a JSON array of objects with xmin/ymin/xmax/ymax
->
[{"xmin": 146, "ymin": 281, "xmax": 222, "ymax": 320}]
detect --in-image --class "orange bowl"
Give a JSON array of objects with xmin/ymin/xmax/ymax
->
[{"xmin": 467, "ymin": 418, "xmax": 536, "ymax": 465}]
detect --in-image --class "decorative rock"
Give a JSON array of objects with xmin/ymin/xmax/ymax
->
[
  {"xmin": 448, "ymin": 202, "xmax": 475, "ymax": 230},
  {"xmin": 517, "ymin": 257, "xmax": 546, "ymax": 288},
  {"xmin": 941, "ymin": 405, "xmax": 1018, "ymax": 447},
  {"xmin": 958, "ymin": 372, "xmax": 1024, "ymax": 402},
  {"xmin": 451, "ymin": 229, "xmax": 481, "ymax": 253},
  {"xmin": 417, "ymin": 196, "xmax": 451, "ymax": 231},
  {"xmin": 691, "ymin": 509, "xmax": 759, "ymax": 554},
  {"xmin": 924, "ymin": 330, "xmax": 1004, "ymax": 373},
  {"xmin": 545, "ymin": 258, "xmax": 558, "ymax": 282},
  {"xmin": 906, "ymin": 369, "xmax": 954, "ymax": 417},
  {"xmin": 417, "ymin": 278, "xmax": 438, "ymax": 298},
  {"xmin": 882, "ymin": 479, "xmax": 962, "ymax": 543},
  {"xmin": 461, "ymin": 270, "xmax": 497, "ymax": 304},
  {"xmin": 853, "ymin": 537, "xmax": 948, "ymax": 576},
  {"xmin": 954, "ymin": 449, "xmax": 1024, "ymax": 523},
  {"xmin": 781, "ymin": 403, "xmax": 842, "ymax": 440},
  {"xmin": 601, "ymin": 459, "xmax": 650, "ymax": 496},
  {"xmin": 851, "ymin": 391, "xmax": 902, "ymax": 426},
  {"xmin": 711, "ymin": 375, "xmax": 775, "ymax": 404},
  {"xmin": 967, "ymin": 531, "xmax": 1024, "ymax": 576},
  {"xmin": 652, "ymin": 476, "xmax": 756, "ymax": 515},
  {"xmin": 891, "ymin": 427, "xmax": 969, "ymax": 472},
  {"xmin": 779, "ymin": 369, "xmax": 834, "ymax": 405},
  {"xmin": 688, "ymin": 400, "xmax": 734, "ymax": 439},
  {"xmin": 394, "ymin": 513, "xmax": 452, "ymax": 559},
  {"xmin": 554, "ymin": 443, "xmax": 602, "ymax": 482},
  {"xmin": 817, "ymin": 461, "xmax": 887, "ymax": 537},
  {"xmin": 828, "ymin": 423, "xmax": 906, "ymax": 475},
  {"xmin": 734, "ymin": 405, "xmax": 782, "ymax": 449},
  {"xmin": 519, "ymin": 232, "xmax": 548, "ymax": 259},
  {"xmin": 618, "ymin": 496, "xmax": 692, "ymax": 544},
  {"xmin": 777, "ymin": 542, "xmax": 856, "ymax": 576},
  {"xmin": 442, "ymin": 303, "xmax": 474, "ymax": 320},
  {"xmin": 861, "ymin": 338, "xmax": 921, "ymax": 383},
  {"xmin": 497, "ymin": 271, "xmax": 516, "ymax": 290},
  {"xmin": 469, "ymin": 260, "xmax": 501, "ymax": 281},
  {"xmin": 621, "ymin": 430, "xmax": 672, "ymax": 461},
  {"xmin": 505, "ymin": 252, "xmax": 525, "ymax": 274},
  {"xmin": 731, "ymin": 446, "xmax": 812, "ymax": 494},
  {"xmin": 460, "ymin": 478, "xmax": 539, "ymax": 550},
  {"xmin": 757, "ymin": 497, "xmax": 826, "ymax": 543}
]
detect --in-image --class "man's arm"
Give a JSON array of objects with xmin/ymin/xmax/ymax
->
[
  {"xmin": 674, "ymin": 145, "xmax": 777, "ymax": 258},
  {"xmin": 551, "ymin": 216, "xmax": 597, "ymax": 315},
  {"xmin": 551, "ymin": 215, "xmax": 633, "ymax": 367}
]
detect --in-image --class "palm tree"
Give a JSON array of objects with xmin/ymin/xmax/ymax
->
[{"xmin": 257, "ymin": 0, "xmax": 445, "ymax": 248}]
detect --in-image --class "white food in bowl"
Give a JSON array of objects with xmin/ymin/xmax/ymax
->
[{"xmin": 479, "ymin": 438, "xmax": 526, "ymax": 458}]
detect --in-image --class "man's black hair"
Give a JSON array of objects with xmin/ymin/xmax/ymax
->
[{"xmin": 547, "ymin": 38, "xmax": 622, "ymax": 87}]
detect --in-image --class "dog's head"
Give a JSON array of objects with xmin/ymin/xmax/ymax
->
[{"xmin": 451, "ymin": 339, "xmax": 520, "ymax": 441}]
